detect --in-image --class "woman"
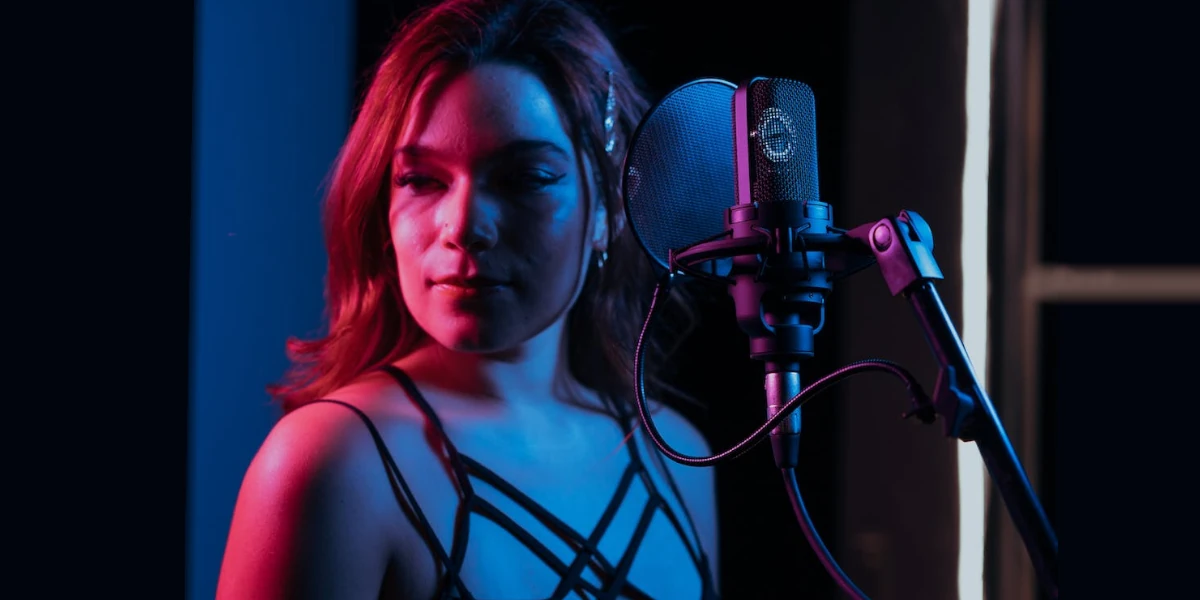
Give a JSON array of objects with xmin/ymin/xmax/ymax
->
[{"xmin": 216, "ymin": 0, "xmax": 718, "ymax": 598}]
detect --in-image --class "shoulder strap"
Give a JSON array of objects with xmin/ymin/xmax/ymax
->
[
  {"xmin": 306, "ymin": 397, "xmax": 475, "ymax": 600},
  {"xmin": 374, "ymin": 366, "xmax": 480, "ymax": 599},
  {"xmin": 378, "ymin": 365, "xmax": 476, "ymax": 496}
]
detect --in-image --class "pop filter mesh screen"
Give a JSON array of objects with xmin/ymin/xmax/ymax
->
[{"xmin": 623, "ymin": 79, "xmax": 737, "ymax": 271}]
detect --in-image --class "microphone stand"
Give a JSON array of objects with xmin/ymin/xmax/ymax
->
[
  {"xmin": 662, "ymin": 203, "xmax": 1057, "ymax": 596},
  {"xmin": 845, "ymin": 210, "xmax": 1059, "ymax": 599}
]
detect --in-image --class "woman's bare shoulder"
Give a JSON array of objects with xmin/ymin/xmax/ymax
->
[
  {"xmin": 254, "ymin": 369, "xmax": 416, "ymax": 470},
  {"xmin": 236, "ymin": 368, "xmax": 430, "ymax": 524},
  {"xmin": 640, "ymin": 401, "xmax": 712, "ymax": 456},
  {"xmin": 217, "ymin": 382, "xmax": 410, "ymax": 599}
]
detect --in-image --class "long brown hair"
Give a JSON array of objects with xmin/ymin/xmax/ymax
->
[{"xmin": 269, "ymin": 0, "xmax": 697, "ymax": 413}]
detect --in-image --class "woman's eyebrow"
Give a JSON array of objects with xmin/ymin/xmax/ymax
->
[{"xmin": 393, "ymin": 139, "xmax": 571, "ymax": 162}]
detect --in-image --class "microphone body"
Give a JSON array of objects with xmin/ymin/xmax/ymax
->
[{"xmin": 729, "ymin": 77, "xmax": 830, "ymax": 369}]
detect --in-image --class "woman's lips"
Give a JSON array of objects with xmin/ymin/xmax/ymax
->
[{"xmin": 430, "ymin": 278, "xmax": 509, "ymax": 298}]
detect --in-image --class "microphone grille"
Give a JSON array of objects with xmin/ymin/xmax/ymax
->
[{"xmin": 748, "ymin": 78, "xmax": 819, "ymax": 203}]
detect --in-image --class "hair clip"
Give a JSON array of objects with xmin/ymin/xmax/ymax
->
[{"xmin": 604, "ymin": 70, "xmax": 617, "ymax": 154}]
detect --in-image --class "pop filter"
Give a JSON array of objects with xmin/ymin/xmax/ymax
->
[{"xmin": 622, "ymin": 78, "xmax": 737, "ymax": 276}]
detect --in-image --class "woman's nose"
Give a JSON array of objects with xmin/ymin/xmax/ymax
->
[{"xmin": 436, "ymin": 180, "xmax": 499, "ymax": 253}]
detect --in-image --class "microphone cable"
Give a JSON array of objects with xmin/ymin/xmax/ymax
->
[{"xmin": 632, "ymin": 270, "xmax": 937, "ymax": 599}]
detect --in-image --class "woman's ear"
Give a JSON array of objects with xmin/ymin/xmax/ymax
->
[{"xmin": 592, "ymin": 200, "xmax": 610, "ymax": 252}]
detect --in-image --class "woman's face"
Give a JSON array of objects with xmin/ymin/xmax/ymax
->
[{"xmin": 389, "ymin": 62, "xmax": 602, "ymax": 354}]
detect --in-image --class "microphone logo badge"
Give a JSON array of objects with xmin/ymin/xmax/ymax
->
[{"xmin": 755, "ymin": 106, "xmax": 796, "ymax": 163}]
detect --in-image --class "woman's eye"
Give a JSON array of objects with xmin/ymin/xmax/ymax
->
[
  {"xmin": 394, "ymin": 173, "xmax": 445, "ymax": 195},
  {"xmin": 498, "ymin": 170, "xmax": 565, "ymax": 192}
]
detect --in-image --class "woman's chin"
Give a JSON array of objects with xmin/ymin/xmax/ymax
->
[
  {"xmin": 428, "ymin": 325, "xmax": 514, "ymax": 355},
  {"xmin": 416, "ymin": 302, "xmax": 560, "ymax": 356}
]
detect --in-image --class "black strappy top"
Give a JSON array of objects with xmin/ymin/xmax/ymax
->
[{"xmin": 316, "ymin": 365, "xmax": 717, "ymax": 600}]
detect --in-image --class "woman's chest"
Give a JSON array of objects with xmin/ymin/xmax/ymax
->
[{"xmin": 383, "ymin": 427, "xmax": 705, "ymax": 599}]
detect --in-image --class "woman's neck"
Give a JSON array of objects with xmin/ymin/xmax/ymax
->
[{"xmin": 392, "ymin": 319, "xmax": 592, "ymax": 410}]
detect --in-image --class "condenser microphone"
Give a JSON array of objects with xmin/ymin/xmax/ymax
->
[
  {"xmin": 730, "ymin": 78, "xmax": 832, "ymax": 466},
  {"xmin": 623, "ymin": 76, "xmax": 874, "ymax": 468}
]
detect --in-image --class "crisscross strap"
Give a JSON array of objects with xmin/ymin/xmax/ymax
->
[
  {"xmin": 334, "ymin": 365, "xmax": 719, "ymax": 599},
  {"xmin": 610, "ymin": 396, "xmax": 715, "ymax": 591}
]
